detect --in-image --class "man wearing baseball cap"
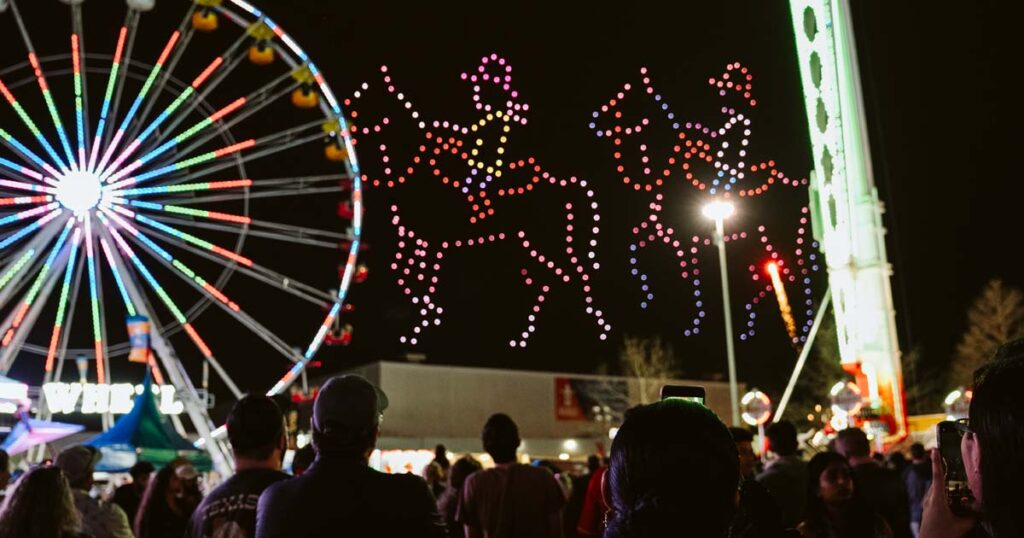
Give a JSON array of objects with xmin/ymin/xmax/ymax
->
[
  {"xmin": 256, "ymin": 375, "xmax": 444, "ymax": 537},
  {"xmin": 56, "ymin": 444, "xmax": 134, "ymax": 538}
]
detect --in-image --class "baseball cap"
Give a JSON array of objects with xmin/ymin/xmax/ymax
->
[
  {"xmin": 55, "ymin": 445, "xmax": 101, "ymax": 486},
  {"xmin": 312, "ymin": 375, "xmax": 389, "ymax": 441}
]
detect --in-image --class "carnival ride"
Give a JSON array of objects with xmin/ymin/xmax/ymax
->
[{"xmin": 0, "ymin": 0, "xmax": 363, "ymax": 472}]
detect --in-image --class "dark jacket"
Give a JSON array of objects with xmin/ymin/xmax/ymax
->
[
  {"xmin": 903, "ymin": 460, "xmax": 931, "ymax": 523},
  {"xmin": 851, "ymin": 461, "xmax": 912, "ymax": 538},
  {"xmin": 256, "ymin": 455, "xmax": 445, "ymax": 538},
  {"xmin": 756, "ymin": 455, "xmax": 808, "ymax": 529}
]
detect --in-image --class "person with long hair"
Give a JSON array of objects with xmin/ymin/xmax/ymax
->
[
  {"xmin": 0, "ymin": 465, "xmax": 88, "ymax": 538},
  {"xmin": 436, "ymin": 456, "xmax": 481, "ymax": 538},
  {"xmin": 921, "ymin": 339, "xmax": 1024, "ymax": 537},
  {"xmin": 799, "ymin": 452, "xmax": 892, "ymax": 538},
  {"xmin": 134, "ymin": 459, "xmax": 202, "ymax": 538},
  {"xmin": 604, "ymin": 399, "xmax": 740, "ymax": 538}
]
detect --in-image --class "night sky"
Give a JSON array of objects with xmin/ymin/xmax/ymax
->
[{"xmin": 1, "ymin": 1, "xmax": 1020, "ymax": 409}]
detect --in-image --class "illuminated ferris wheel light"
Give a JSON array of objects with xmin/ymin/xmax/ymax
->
[{"xmin": 54, "ymin": 170, "xmax": 102, "ymax": 214}]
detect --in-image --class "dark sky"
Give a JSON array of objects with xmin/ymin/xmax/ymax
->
[{"xmin": 2, "ymin": 1, "xmax": 1020, "ymax": 407}]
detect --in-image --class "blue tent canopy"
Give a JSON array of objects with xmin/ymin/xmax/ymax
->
[{"xmin": 86, "ymin": 376, "xmax": 211, "ymax": 472}]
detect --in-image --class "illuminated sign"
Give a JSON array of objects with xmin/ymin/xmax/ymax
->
[
  {"xmin": 0, "ymin": 378, "xmax": 29, "ymax": 414},
  {"xmin": 42, "ymin": 382, "xmax": 183, "ymax": 415}
]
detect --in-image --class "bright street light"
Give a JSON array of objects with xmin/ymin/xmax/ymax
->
[
  {"xmin": 703, "ymin": 199, "xmax": 740, "ymax": 426},
  {"xmin": 702, "ymin": 200, "xmax": 735, "ymax": 221}
]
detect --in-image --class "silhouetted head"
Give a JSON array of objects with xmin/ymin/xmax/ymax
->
[
  {"xmin": 481, "ymin": 413, "xmax": 520, "ymax": 464},
  {"xmin": 605, "ymin": 400, "xmax": 739, "ymax": 538}
]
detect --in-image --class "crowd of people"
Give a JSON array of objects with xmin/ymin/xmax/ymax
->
[{"xmin": 0, "ymin": 339, "xmax": 1021, "ymax": 537}]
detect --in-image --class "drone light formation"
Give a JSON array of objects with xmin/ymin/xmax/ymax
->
[
  {"xmin": 590, "ymin": 63, "xmax": 819, "ymax": 342},
  {"xmin": 345, "ymin": 53, "xmax": 609, "ymax": 348}
]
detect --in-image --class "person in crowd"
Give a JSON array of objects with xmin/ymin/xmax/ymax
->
[
  {"xmin": 835, "ymin": 428, "xmax": 911, "ymax": 538},
  {"xmin": 921, "ymin": 339, "xmax": 1024, "ymax": 538},
  {"xmin": 730, "ymin": 427, "xmax": 759, "ymax": 481},
  {"xmin": 290, "ymin": 444, "xmax": 315, "ymax": 476},
  {"xmin": 758, "ymin": 420, "xmax": 808, "ymax": 530},
  {"xmin": 903, "ymin": 443, "xmax": 930, "ymax": 538},
  {"xmin": 729, "ymin": 427, "xmax": 791, "ymax": 538},
  {"xmin": 604, "ymin": 399, "xmax": 739, "ymax": 538},
  {"xmin": 887, "ymin": 451, "xmax": 909, "ymax": 475},
  {"xmin": 799, "ymin": 451, "xmax": 892, "ymax": 538},
  {"xmin": 564, "ymin": 455, "xmax": 601, "ymax": 538},
  {"xmin": 424, "ymin": 460, "xmax": 447, "ymax": 499},
  {"xmin": 256, "ymin": 375, "xmax": 445, "ymax": 537},
  {"xmin": 433, "ymin": 444, "xmax": 451, "ymax": 476},
  {"xmin": 187, "ymin": 394, "xmax": 290, "ymax": 538},
  {"xmin": 436, "ymin": 456, "xmax": 482, "ymax": 538},
  {"xmin": 459, "ymin": 413, "xmax": 565, "ymax": 538},
  {"xmin": 576, "ymin": 457, "xmax": 609, "ymax": 537},
  {"xmin": 55, "ymin": 445, "xmax": 133, "ymax": 538},
  {"xmin": 111, "ymin": 460, "xmax": 154, "ymax": 526},
  {"xmin": 134, "ymin": 458, "xmax": 202, "ymax": 538},
  {"xmin": 0, "ymin": 465, "xmax": 89, "ymax": 538}
]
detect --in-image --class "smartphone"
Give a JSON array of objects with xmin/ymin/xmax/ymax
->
[
  {"xmin": 660, "ymin": 384, "xmax": 705, "ymax": 404},
  {"xmin": 936, "ymin": 421, "xmax": 974, "ymax": 515}
]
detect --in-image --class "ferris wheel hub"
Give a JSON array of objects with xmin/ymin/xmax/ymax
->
[{"xmin": 55, "ymin": 170, "xmax": 102, "ymax": 214}]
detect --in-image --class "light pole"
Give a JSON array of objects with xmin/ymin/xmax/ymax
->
[{"xmin": 703, "ymin": 200, "xmax": 740, "ymax": 426}]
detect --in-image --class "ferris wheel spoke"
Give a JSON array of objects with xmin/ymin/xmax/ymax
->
[
  {"xmin": 134, "ymin": 212, "xmax": 346, "ymax": 250},
  {"xmin": 124, "ymin": 199, "xmax": 248, "ymax": 224},
  {"xmin": 83, "ymin": 215, "xmax": 108, "ymax": 383},
  {"xmin": 0, "ymin": 177, "xmax": 57, "ymax": 195},
  {"xmin": 110, "ymin": 178, "xmax": 252, "ymax": 198},
  {"xmin": 71, "ymin": 29, "xmax": 87, "ymax": 169},
  {"xmin": 0, "ymin": 128, "xmax": 66, "ymax": 180},
  {"xmin": 0, "ymin": 208, "xmax": 64, "ymax": 252},
  {"xmin": 106, "ymin": 138, "xmax": 255, "ymax": 191},
  {"xmin": 70, "ymin": 2, "xmax": 91, "ymax": 164},
  {"xmin": 97, "ymin": 214, "xmax": 243, "ymax": 398},
  {"xmin": 98, "ymin": 235, "xmax": 136, "ymax": 317},
  {"xmin": 0, "ymin": 218, "xmax": 75, "ymax": 372},
  {"xmin": 110, "ymin": 213, "xmax": 336, "ymax": 305},
  {"xmin": 108, "ymin": 207, "xmax": 338, "ymax": 309},
  {"xmin": 105, "ymin": 214, "xmax": 307, "ymax": 366},
  {"xmin": 89, "ymin": 15, "xmax": 132, "ymax": 171},
  {"xmin": 104, "ymin": 55, "xmax": 230, "ymax": 179},
  {"xmin": 135, "ymin": 115, "xmax": 324, "ymax": 187},
  {"xmin": 127, "ymin": 20, "xmax": 252, "ymax": 153},
  {"xmin": 147, "ymin": 185, "xmax": 343, "ymax": 206},
  {"xmin": 109, "ymin": 205, "xmax": 252, "ymax": 267},
  {"xmin": 104, "ymin": 97, "xmax": 247, "ymax": 185},
  {"xmin": 0, "ymin": 195, "xmax": 51, "ymax": 208},
  {"xmin": 43, "ymin": 248, "xmax": 86, "ymax": 386},
  {"xmin": 0, "ymin": 157, "xmax": 59, "ymax": 188},
  {"xmin": 7, "ymin": 0, "xmax": 78, "ymax": 170},
  {"xmin": 131, "ymin": 52, "xmax": 250, "ymax": 164},
  {"xmin": 94, "ymin": 30, "xmax": 183, "ymax": 176},
  {"xmin": 141, "ymin": 70, "xmax": 297, "ymax": 163},
  {"xmin": 0, "ymin": 215, "xmax": 64, "ymax": 307},
  {"xmin": 0, "ymin": 248, "xmax": 38, "ymax": 297},
  {"xmin": 0, "ymin": 79, "xmax": 71, "ymax": 174},
  {"xmin": 45, "ymin": 227, "xmax": 83, "ymax": 373},
  {"xmin": 123, "ymin": 7, "xmax": 198, "ymax": 145},
  {"xmin": 131, "ymin": 131, "xmax": 326, "ymax": 194},
  {"xmin": 0, "ymin": 202, "xmax": 60, "ymax": 228}
]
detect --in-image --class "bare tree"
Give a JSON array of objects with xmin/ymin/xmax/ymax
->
[
  {"xmin": 952, "ymin": 279, "xmax": 1024, "ymax": 388},
  {"xmin": 620, "ymin": 335, "xmax": 679, "ymax": 404}
]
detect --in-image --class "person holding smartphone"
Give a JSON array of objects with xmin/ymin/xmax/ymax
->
[{"xmin": 920, "ymin": 339, "xmax": 1024, "ymax": 538}]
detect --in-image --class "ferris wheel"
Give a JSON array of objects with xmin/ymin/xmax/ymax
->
[{"xmin": 0, "ymin": 0, "xmax": 362, "ymax": 470}]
